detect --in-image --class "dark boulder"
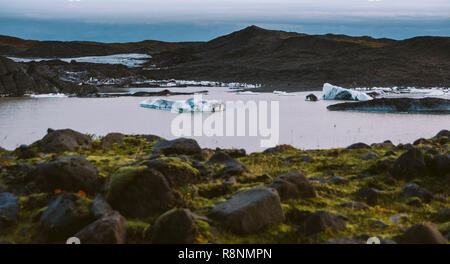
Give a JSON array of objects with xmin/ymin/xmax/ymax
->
[
  {"xmin": 429, "ymin": 154, "xmax": 450, "ymax": 178},
  {"xmin": 15, "ymin": 145, "xmax": 38, "ymax": 159},
  {"xmin": 306, "ymin": 93, "xmax": 318, "ymax": 101},
  {"xmin": 153, "ymin": 138, "xmax": 201, "ymax": 155},
  {"xmin": 434, "ymin": 129, "xmax": 450, "ymax": 138},
  {"xmin": 39, "ymin": 128, "xmax": 92, "ymax": 153},
  {"xmin": 150, "ymin": 208, "xmax": 198, "ymax": 244},
  {"xmin": 434, "ymin": 208, "xmax": 450, "ymax": 222},
  {"xmin": 347, "ymin": 142, "xmax": 370, "ymax": 149},
  {"xmin": 357, "ymin": 187, "xmax": 384, "ymax": 205},
  {"xmin": 208, "ymin": 187, "xmax": 284, "ymax": 234},
  {"xmin": 40, "ymin": 193, "xmax": 94, "ymax": 241},
  {"xmin": 100, "ymin": 133, "xmax": 124, "ymax": 149},
  {"xmin": 413, "ymin": 138, "xmax": 429, "ymax": 145},
  {"xmin": 268, "ymin": 170, "xmax": 316, "ymax": 201},
  {"xmin": 367, "ymin": 158, "xmax": 395, "ymax": 175},
  {"xmin": 25, "ymin": 155, "xmax": 101, "ymax": 195},
  {"xmin": 303, "ymin": 211, "xmax": 347, "ymax": 236},
  {"xmin": 139, "ymin": 134, "xmax": 163, "ymax": 143},
  {"xmin": 0, "ymin": 193, "xmax": 19, "ymax": 229},
  {"xmin": 285, "ymin": 207, "xmax": 312, "ymax": 224},
  {"xmin": 329, "ymin": 176, "xmax": 349, "ymax": 185},
  {"xmin": 396, "ymin": 224, "xmax": 447, "ymax": 244},
  {"xmin": 284, "ymin": 155, "xmax": 314, "ymax": 163},
  {"xmin": 360, "ymin": 152, "xmax": 379, "ymax": 160},
  {"xmin": 145, "ymin": 157, "xmax": 200, "ymax": 187},
  {"xmin": 391, "ymin": 148, "xmax": 427, "ymax": 179},
  {"xmin": 106, "ymin": 166, "xmax": 177, "ymax": 218},
  {"xmin": 206, "ymin": 151, "xmax": 249, "ymax": 177},
  {"xmin": 74, "ymin": 211, "xmax": 127, "ymax": 244},
  {"xmin": 327, "ymin": 98, "xmax": 450, "ymax": 114},
  {"xmin": 222, "ymin": 148, "xmax": 246, "ymax": 158},
  {"xmin": 400, "ymin": 183, "xmax": 432, "ymax": 202}
]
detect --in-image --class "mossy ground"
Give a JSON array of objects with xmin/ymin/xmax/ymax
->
[{"xmin": 0, "ymin": 135, "xmax": 448, "ymax": 244}]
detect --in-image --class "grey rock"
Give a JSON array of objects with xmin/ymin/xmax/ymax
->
[
  {"xmin": 269, "ymin": 170, "xmax": 316, "ymax": 200},
  {"xmin": 92, "ymin": 195, "xmax": 113, "ymax": 219},
  {"xmin": 209, "ymin": 187, "xmax": 284, "ymax": 234},
  {"xmin": 39, "ymin": 128, "xmax": 92, "ymax": 153},
  {"xmin": 75, "ymin": 211, "xmax": 127, "ymax": 244},
  {"xmin": 360, "ymin": 152, "xmax": 379, "ymax": 160},
  {"xmin": 0, "ymin": 193, "xmax": 19, "ymax": 229},
  {"xmin": 151, "ymin": 208, "xmax": 198, "ymax": 244}
]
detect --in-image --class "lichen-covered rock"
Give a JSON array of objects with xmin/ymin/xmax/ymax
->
[
  {"xmin": 206, "ymin": 151, "xmax": 249, "ymax": 178},
  {"xmin": 341, "ymin": 201, "xmax": 369, "ymax": 210},
  {"xmin": 434, "ymin": 129, "xmax": 450, "ymax": 138},
  {"xmin": 303, "ymin": 211, "xmax": 347, "ymax": 236},
  {"xmin": 268, "ymin": 170, "xmax": 316, "ymax": 201},
  {"xmin": 40, "ymin": 193, "xmax": 94, "ymax": 241},
  {"xmin": 145, "ymin": 157, "xmax": 200, "ymax": 187},
  {"xmin": 100, "ymin": 133, "xmax": 124, "ymax": 149},
  {"xmin": 396, "ymin": 224, "xmax": 447, "ymax": 244},
  {"xmin": 75, "ymin": 211, "xmax": 127, "ymax": 244},
  {"xmin": 209, "ymin": 187, "xmax": 284, "ymax": 234},
  {"xmin": 25, "ymin": 155, "xmax": 101, "ymax": 195},
  {"xmin": 153, "ymin": 138, "xmax": 201, "ymax": 155},
  {"xmin": 39, "ymin": 128, "xmax": 92, "ymax": 153},
  {"xmin": 392, "ymin": 148, "xmax": 427, "ymax": 179},
  {"xmin": 347, "ymin": 142, "xmax": 370, "ymax": 149},
  {"xmin": 0, "ymin": 193, "xmax": 19, "ymax": 229},
  {"xmin": 150, "ymin": 208, "xmax": 198, "ymax": 244},
  {"xmin": 106, "ymin": 166, "xmax": 177, "ymax": 218}
]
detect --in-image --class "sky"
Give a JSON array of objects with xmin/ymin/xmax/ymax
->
[{"xmin": 0, "ymin": 0, "xmax": 449, "ymax": 42}]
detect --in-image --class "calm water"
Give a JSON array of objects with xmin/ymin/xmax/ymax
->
[{"xmin": 0, "ymin": 87, "xmax": 449, "ymax": 152}]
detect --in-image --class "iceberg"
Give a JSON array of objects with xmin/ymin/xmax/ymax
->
[
  {"xmin": 322, "ymin": 83, "xmax": 372, "ymax": 101},
  {"xmin": 29, "ymin": 93, "xmax": 68, "ymax": 98},
  {"xmin": 140, "ymin": 98, "xmax": 225, "ymax": 113}
]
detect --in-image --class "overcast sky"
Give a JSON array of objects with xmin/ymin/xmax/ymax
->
[{"xmin": 0, "ymin": 0, "xmax": 449, "ymax": 41}]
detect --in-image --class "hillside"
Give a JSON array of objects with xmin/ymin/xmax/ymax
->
[{"xmin": 1, "ymin": 26, "xmax": 450, "ymax": 92}]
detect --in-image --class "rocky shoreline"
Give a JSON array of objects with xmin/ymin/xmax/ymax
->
[
  {"xmin": 327, "ymin": 98, "xmax": 450, "ymax": 114},
  {"xmin": 0, "ymin": 128, "xmax": 449, "ymax": 244},
  {"xmin": 1, "ymin": 26, "xmax": 450, "ymax": 96}
]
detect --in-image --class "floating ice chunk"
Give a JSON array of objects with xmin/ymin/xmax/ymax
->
[
  {"xmin": 322, "ymin": 83, "xmax": 372, "ymax": 101},
  {"xmin": 273, "ymin": 90, "xmax": 295, "ymax": 96},
  {"xmin": 29, "ymin": 93, "xmax": 68, "ymax": 98},
  {"xmin": 140, "ymin": 98, "xmax": 224, "ymax": 113},
  {"xmin": 235, "ymin": 91, "xmax": 260, "ymax": 95}
]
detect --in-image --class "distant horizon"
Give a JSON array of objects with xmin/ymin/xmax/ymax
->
[
  {"xmin": 1, "ymin": 0, "xmax": 449, "ymax": 42},
  {"xmin": 1, "ymin": 17, "xmax": 450, "ymax": 43}
]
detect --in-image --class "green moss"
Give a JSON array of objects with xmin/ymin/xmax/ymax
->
[
  {"xmin": 107, "ymin": 166, "xmax": 147, "ymax": 200},
  {"xmin": 127, "ymin": 220, "xmax": 151, "ymax": 243}
]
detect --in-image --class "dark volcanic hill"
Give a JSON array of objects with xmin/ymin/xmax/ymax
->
[{"xmin": 1, "ymin": 26, "xmax": 450, "ymax": 92}]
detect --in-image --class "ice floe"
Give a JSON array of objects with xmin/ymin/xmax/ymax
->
[
  {"xmin": 273, "ymin": 90, "xmax": 296, "ymax": 96},
  {"xmin": 8, "ymin": 53, "xmax": 152, "ymax": 67},
  {"xmin": 322, "ymin": 83, "xmax": 373, "ymax": 101},
  {"xmin": 235, "ymin": 91, "xmax": 260, "ymax": 95},
  {"xmin": 140, "ymin": 98, "xmax": 225, "ymax": 112},
  {"xmin": 29, "ymin": 93, "xmax": 68, "ymax": 98}
]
